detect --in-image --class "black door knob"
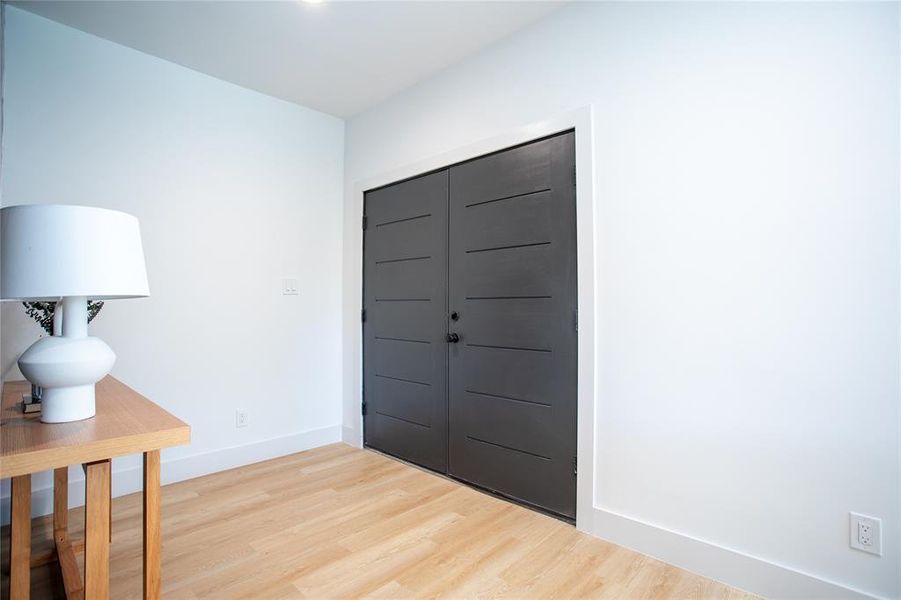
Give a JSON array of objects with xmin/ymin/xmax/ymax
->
[
  {"xmin": 450, "ymin": 311, "xmax": 460, "ymax": 321},
  {"xmin": 446, "ymin": 332, "xmax": 460, "ymax": 343}
]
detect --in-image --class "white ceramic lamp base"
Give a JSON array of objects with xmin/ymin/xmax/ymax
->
[
  {"xmin": 17, "ymin": 297, "xmax": 117, "ymax": 424},
  {"xmin": 40, "ymin": 384, "xmax": 97, "ymax": 423}
]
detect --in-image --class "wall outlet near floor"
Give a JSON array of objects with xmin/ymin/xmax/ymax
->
[
  {"xmin": 236, "ymin": 410, "xmax": 249, "ymax": 428},
  {"xmin": 849, "ymin": 512, "xmax": 881, "ymax": 555}
]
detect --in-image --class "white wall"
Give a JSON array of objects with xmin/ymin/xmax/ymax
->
[
  {"xmin": 2, "ymin": 2, "xmax": 898, "ymax": 598},
  {"xmin": 0, "ymin": 7, "xmax": 345, "ymax": 520},
  {"xmin": 342, "ymin": 2, "xmax": 900, "ymax": 599}
]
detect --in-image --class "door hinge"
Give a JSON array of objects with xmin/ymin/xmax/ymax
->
[
  {"xmin": 572, "ymin": 166, "xmax": 577, "ymax": 187},
  {"xmin": 362, "ymin": 402, "xmax": 368, "ymax": 416},
  {"xmin": 362, "ymin": 215, "xmax": 368, "ymax": 230},
  {"xmin": 361, "ymin": 308, "xmax": 366, "ymax": 323},
  {"xmin": 572, "ymin": 456, "xmax": 578, "ymax": 476},
  {"xmin": 573, "ymin": 309, "xmax": 578, "ymax": 332}
]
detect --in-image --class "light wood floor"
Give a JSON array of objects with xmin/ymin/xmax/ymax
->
[{"xmin": 2, "ymin": 443, "xmax": 756, "ymax": 599}]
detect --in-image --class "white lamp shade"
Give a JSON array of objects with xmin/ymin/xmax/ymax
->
[{"xmin": 1, "ymin": 204, "xmax": 150, "ymax": 300}]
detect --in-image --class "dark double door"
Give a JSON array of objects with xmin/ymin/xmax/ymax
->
[{"xmin": 363, "ymin": 131, "xmax": 577, "ymax": 519}]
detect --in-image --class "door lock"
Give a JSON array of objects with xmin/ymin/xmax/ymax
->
[
  {"xmin": 450, "ymin": 311, "xmax": 460, "ymax": 321},
  {"xmin": 446, "ymin": 332, "xmax": 460, "ymax": 343}
]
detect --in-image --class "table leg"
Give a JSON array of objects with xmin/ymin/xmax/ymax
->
[
  {"xmin": 84, "ymin": 459, "xmax": 110, "ymax": 600},
  {"xmin": 53, "ymin": 467, "xmax": 84, "ymax": 599},
  {"xmin": 10, "ymin": 474, "xmax": 31, "ymax": 600},
  {"xmin": 53, "ymin": 467, "xmax": 68, "ymax": 542},
  {"xmin": 143, "ymin": 450, "xmax": 161, "ymax": 600},
  {"xmin": 109, "ymin": 466, "xmax": 113, "ymax": 543}
]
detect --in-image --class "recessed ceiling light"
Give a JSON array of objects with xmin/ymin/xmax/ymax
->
[{"xmin": 301, "ymin": 0, "xmax": 324, "ymax": 4}]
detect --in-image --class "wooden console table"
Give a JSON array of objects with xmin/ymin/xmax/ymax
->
[{"xmin": 1, "ymin": 376, "xmax": 190, "ymax": 599}]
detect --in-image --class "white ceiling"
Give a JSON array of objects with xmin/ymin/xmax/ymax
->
[{"xmin": 12, "ymin": 1, "xmax": 565, "ymax": 118}]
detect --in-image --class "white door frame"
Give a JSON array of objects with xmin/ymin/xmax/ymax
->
[{"xmin": 344, "ymin": 105, "xmax": 598, "ymax": 531}]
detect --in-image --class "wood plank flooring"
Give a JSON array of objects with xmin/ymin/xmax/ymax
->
[{"xmin": 1, "ymin": 443, "xmax": 756, "ymax": 599}]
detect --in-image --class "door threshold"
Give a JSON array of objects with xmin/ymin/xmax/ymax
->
[{"xmin": 364, "ymin": 445, "xmax": 575, "ymax": 526}]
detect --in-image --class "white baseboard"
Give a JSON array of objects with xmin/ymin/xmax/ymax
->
[
  {"xmin": 342, "ymin": 425, "xmax": 362, "ymax": 448},
  {"xmin": 0, "ymin": 424, "xmax": 342, "ymax": 526},
  {"xmin": 584, "ymin": 505, "xmax": 882, "ymax": 600}
]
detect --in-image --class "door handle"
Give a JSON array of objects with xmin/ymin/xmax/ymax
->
[{"xmin": 446, "ymin": 332, "xmax": 460, "ymax": 343}]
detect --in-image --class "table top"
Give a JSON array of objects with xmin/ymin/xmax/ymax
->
[{"xmin": 1, "ymin": 376, "xmax": 190, "ymax": 478}]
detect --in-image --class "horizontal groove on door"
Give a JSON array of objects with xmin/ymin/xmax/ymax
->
[
  {"xmin": 466, "ymin": 435, "xmax": 552, "ymax": 461},
  {"xmin": 376, "ymin": 255, "xmax": 432, "ymax": 265},
  {"xmin": 375, "ymin": 298, "xmax": 431, "ymax": 302},
  {"xmin": 466, "ymin": 343, "xmax": 552, "ymax": 353},
  {"xmin": 464, "ymin": 187, "xmax": 551, "ymax": 208},
  {"xmin": 376, "ymin": 410, "xmax": 431, "ymax": 429},
  {"xmin": 375, "ymin": 374, "xmax": 431, "ymax": 386},
  {"xmin": 376, "ymin": 213, "xmax": 432, "ymax": 228},
  {"xmin": 466, "ymin": 295, "xmax": 552, "ymax": 300},
  {"xmin": 466, "ymin": 241, "xmax": 551, "ymax": 254},
  {"xmin": 374, "ymin": 336, "xmax": 430, "ymax": 344},
  {"xmin": 466, "ymin": 389, "xmax": 552, "ymax": 407}
]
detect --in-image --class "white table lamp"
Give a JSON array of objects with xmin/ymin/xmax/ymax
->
[{"xmin": 1, "ymin": 205, "xmax": 150, "ymax": 423}]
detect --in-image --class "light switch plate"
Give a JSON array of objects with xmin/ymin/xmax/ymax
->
[{"xmin": 282, "ymin": 278, "xmax": 299, "ymax": 295}]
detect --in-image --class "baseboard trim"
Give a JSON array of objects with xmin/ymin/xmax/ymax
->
[
  {"xmin": 342, "ymin": 425, "xmax": 362, "ymax": 447},
  {"xmin": 0, "ymin": 424, "xmax": 342, "ymax": 526},
  {"xmin": 584, "ymin": 505, "xmax": 883, "ymax": 600}
]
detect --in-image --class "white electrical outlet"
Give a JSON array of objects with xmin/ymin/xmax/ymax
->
[
  {"xmin": 859, "ymin": 522, "xmax": 873, "ymax": 546},
  {"xmin": 850, "ymin": 512, "xmax": 882, "ymax": 556},
  {"xmin": 236, "ymin": 410, "xmax": 249, "ymax": 428}
]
